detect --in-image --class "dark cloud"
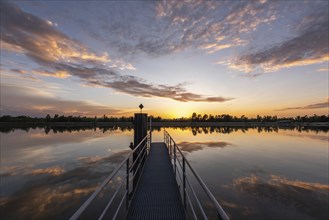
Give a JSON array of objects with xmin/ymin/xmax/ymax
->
[
  {"xmin": 231, "ymin": 4, "xmax": 329, "ymax": 73},
  {"xmin": 102, "ymin": 77, "xmax": 233, "ymax": 102},
  {"xmin": 275, "ymin": 99, "xmax": 329, "ymax": 111},
  {"xmin": 1, "ymin": 2, "xmax": 232, "ymax": 103},
  {"xmin": 177, "ymin": 141, "xmax": 233, "ymax": 153}
]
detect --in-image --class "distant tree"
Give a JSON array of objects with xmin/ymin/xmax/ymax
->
[
  {"xmin": 295, "ymin": 116, "xmax": 301, "ymax": 122},
  {"xmin": 202, "ymin": 114, "xmax": 208, "ymax": 121},
  {"xmin": 45, "ymin": 114, "xmax": 51, "ymax": 122},
  {"xmin": 191, "ymin": 112, "xmax": 197, "ymax": 121},
  {"xmin": 256, "ymin": 115, "xmax": 261, "ymax": 122},
  {"xmin": 0, "ymin": 115, "xmax": 12, "ymax": 122}
]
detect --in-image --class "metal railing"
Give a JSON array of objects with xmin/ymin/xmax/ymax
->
[
  {"xmin": 70, "ymin": 132, "xmax": 151, "ymax": 220},
  {"xmin": 164, "ymin": 130, "xmax": 230, "ymax": 220}
]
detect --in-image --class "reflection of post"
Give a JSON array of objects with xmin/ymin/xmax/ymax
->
[
  {"xmin": 130, "ymin": 113, "xmax": 147, "ymax": 194},
  {"xmin": 149, "ymin": 117, "xmax": 152, "ymax": 143}
]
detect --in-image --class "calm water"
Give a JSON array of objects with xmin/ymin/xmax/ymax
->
[{"xmin": 0, "ymin": 126, "xmax": 328, "ymax": 220}]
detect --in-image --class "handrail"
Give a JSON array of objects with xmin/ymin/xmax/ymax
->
[
  {"xmin": 70, "ymin": 132, "xmax": 150, "ymax": 220},
  {"xmin": 164, "ymin": 130, "xmax": 230, "ymax": 220}
]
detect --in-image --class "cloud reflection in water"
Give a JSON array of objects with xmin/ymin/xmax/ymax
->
[
  {"xmin": 0, "ymin": 149, "xmax": 131, "ymax": 220},
  {"xmin": 177, "ymin": 141, "xmax": 233, "ymax": 153},
  {"xmin": 232, "ymin": 173, "xmax": 329, "ymax": 219}
]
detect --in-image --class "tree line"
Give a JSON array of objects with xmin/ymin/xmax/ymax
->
[
  {"xmin": 0, "ymin": 113, "xmax": 328, "ymax": 123},
  {"xmin": 0, "ymin": 114, "xmax": 133, "ymax": 122},
  {"xmin": 150, "ymin": 113, "xmax": 329, "ymax": 122}
]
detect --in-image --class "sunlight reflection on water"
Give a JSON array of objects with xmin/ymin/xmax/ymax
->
[{"xmin": 0, "ymin": 126, "xmax": 328, "ymax": 220}]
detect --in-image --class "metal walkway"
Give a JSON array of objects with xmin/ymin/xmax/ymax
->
[
  {"xmin": 69, "ymin": 130, "xmax": 230, "ymax": 220},
  {"xmin": 126, "ymin": 142, "xmax": 186, "ymax": 220}
]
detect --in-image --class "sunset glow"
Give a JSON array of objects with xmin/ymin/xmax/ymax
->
[{"xmin": 1, "ymin": 1, "xmax": 328, "ymax": 118}]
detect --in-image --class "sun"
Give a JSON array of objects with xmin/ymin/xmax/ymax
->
[{"xmin": 166, "ymin": 108, "xmax": 193, "ymax": 119}]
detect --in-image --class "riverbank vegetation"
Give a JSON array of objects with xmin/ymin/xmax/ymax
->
[{"xmin": 1, "ymin": 113, "xmax": 328, "ymax": 123}]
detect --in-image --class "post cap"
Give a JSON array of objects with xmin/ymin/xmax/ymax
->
[{"xmin": 139, "ymin": 104, "xmax": 144, "ymax": 113}]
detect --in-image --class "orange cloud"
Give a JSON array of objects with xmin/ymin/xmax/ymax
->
[
  {"xmin": 32, "ymin": 70, "xmax": 71, "ymax": 79},
  {"xmin": 230, "ymin": 54, "xmax": 329, "ymax": 73},
  {"xmin": 317, "ymin": 67, "xmax": 329, "ymax": 72},
  {"xmin": 31, "ymin": 166, "xmax": 65, "ymax": 176},
  {"xmin": 200, "ymin": 43, "xmax": 233, "ymax": 54}
]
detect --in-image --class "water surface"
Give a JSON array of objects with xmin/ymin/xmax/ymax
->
[{"xmin": 0, "ymin": 126, "xmax": 328, "ymax": 220}]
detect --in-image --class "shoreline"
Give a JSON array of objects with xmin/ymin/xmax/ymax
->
[{"xmin": 1, "ymin": 121, "xmax": 328, "ymax": 127}]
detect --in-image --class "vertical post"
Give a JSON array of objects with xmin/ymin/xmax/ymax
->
[
  {"xmin": 169, "ymin": 137, "xmax": 171, "ymax": 157},
  {"xmin": 134, "ymin": 113, "xmax": 148, "ymax": 149},
  {"xmin": 131, "ymin": 113, "xmax": 147, "ymax": 192},
  {"xmin": 149, "ymin": 117, "xmax": 152, "ymax": 144},
  {"xmin": 170, "ymin": 139, "xmax": 173, "ymax": 157},
  {"xmin": 174, "ymin": 143, "xmax": 177, "ymax": 177},
  {"xmin": 126, "ymin": 158, "xmax": 129, "ymax": 209},
  {"xmin": 169, "ymin": 138, "xmax": 172, "ymax": 156},
  {"xmin": 183, "ymin": 157, "xmax": 186, "ymax": 209}
]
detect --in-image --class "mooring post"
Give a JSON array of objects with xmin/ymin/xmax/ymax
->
[
  {"xmin": 134, "ymin": 113, "xmax": 148, "ymax": 149},
  {"xmin": 130, "ymin": 112, "xmax": 148, "ymax": 191}
]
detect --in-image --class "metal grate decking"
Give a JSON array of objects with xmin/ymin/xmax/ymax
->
[{"xmin": 126, "ymin": 142, "xmax": 186, "ymax": 220}]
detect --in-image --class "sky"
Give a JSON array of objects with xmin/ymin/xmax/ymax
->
[{"xmin": 0, "ymin": 0, "xmax": 328, "ymax": 118}]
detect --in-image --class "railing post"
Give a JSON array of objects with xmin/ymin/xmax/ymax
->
[
  {"xmin": 149, "ymin": 117, "xmax": 152, "ymax": 143},
  {"xmin": 126, "ymin": 158, "xmax": 130, "ymax": 209},
  {"xmin": 174, "ymin": 143, "xmax": 177, "ymax": 177},
  {"xmin": 183, "ymin": 157, "xmax": 186, "ymax": 209},
  {"xmin": 170, "ymin": 138, "xmax": 172, "ymax": 156}
]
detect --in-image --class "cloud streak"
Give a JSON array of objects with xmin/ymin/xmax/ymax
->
[
  {"xmin": 0, "ymin": 2, "xmax": 232, "ymax": 103},
  {"xmin": 0, "ymin": 84, "xmax": 122, "ymax": 116},
  {"xmin": 230, "ymin": 3, "xmax": 329, "ymax": 73},
  {"xmin": 275, "ymin": 99, "xmax": 329, "ymax": 111}
]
